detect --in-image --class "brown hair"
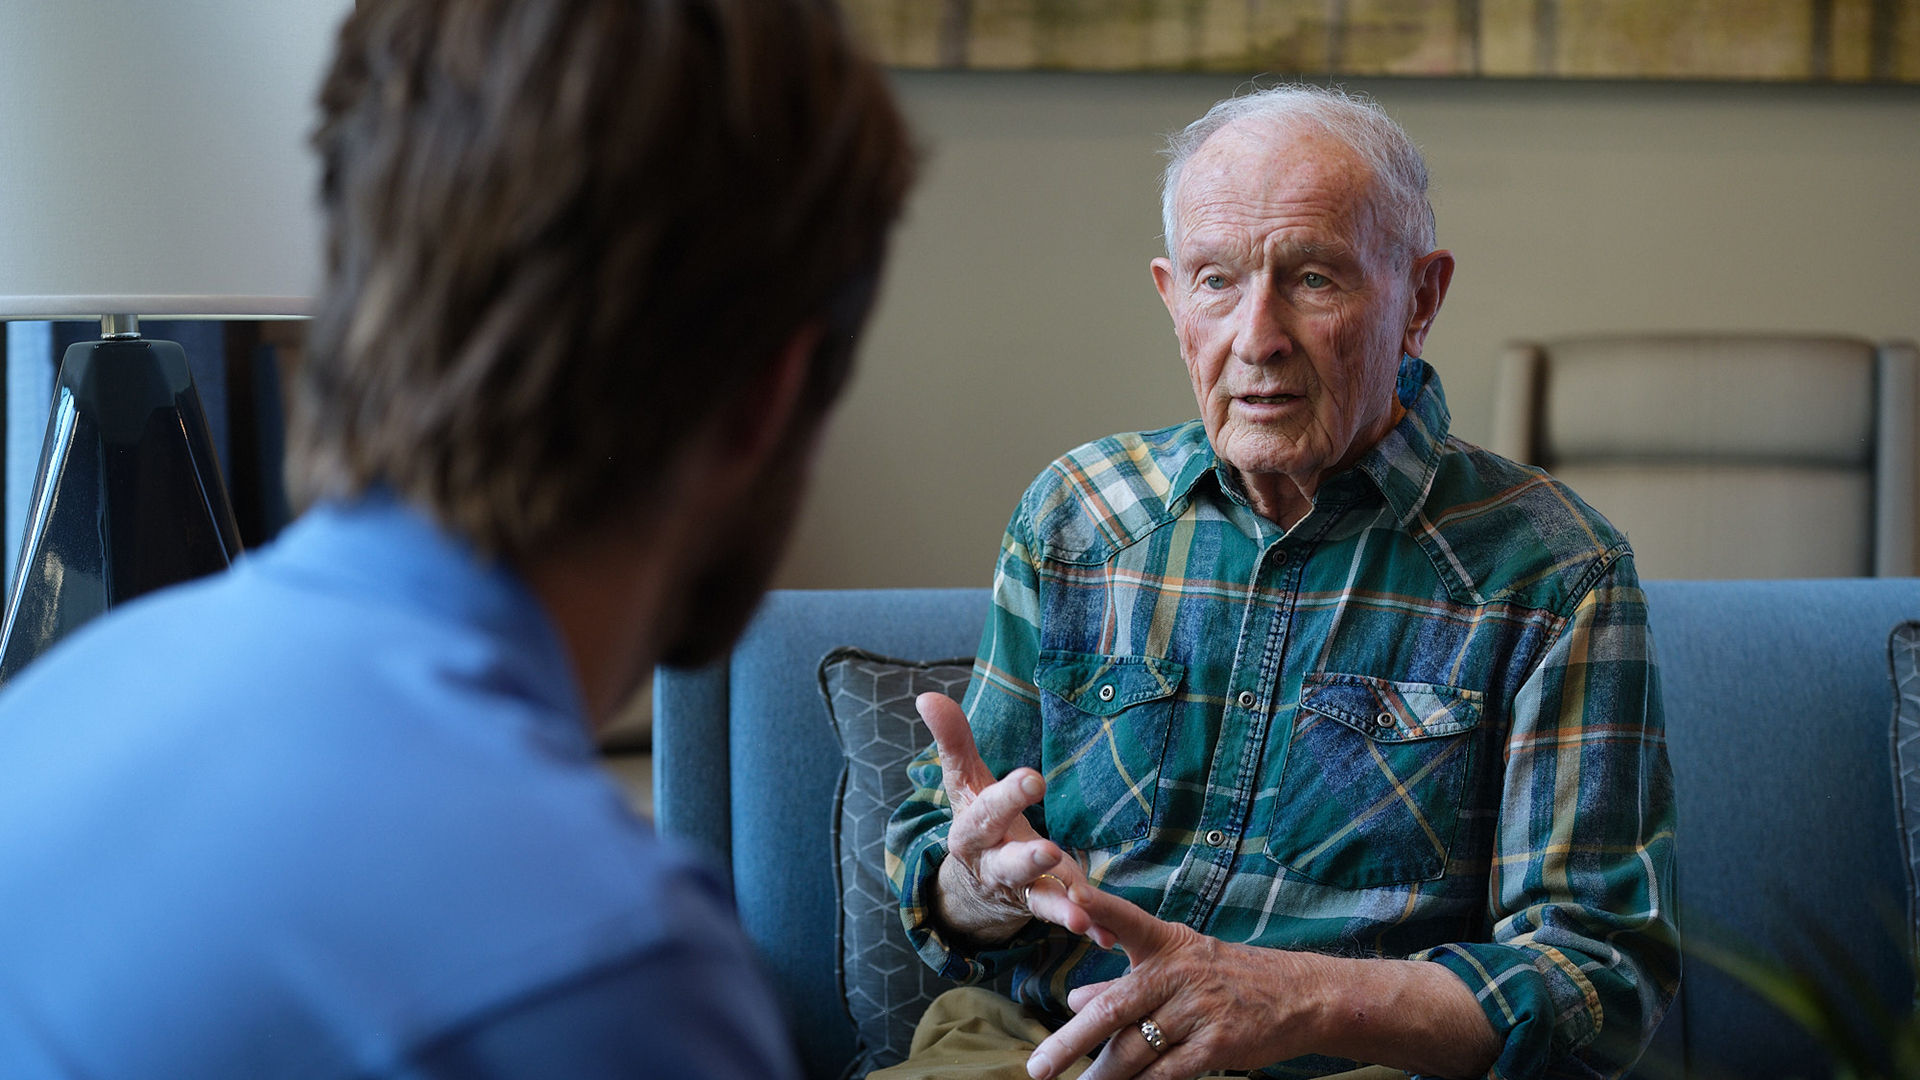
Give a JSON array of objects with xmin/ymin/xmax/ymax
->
[{"xmin": 291, "ymin": 0, "xmax": 914, "ymax": 556}]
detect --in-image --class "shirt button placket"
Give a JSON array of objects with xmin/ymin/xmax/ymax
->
[{"xmin": 1180, "ymin": 534, "xmax": 1293, "ymax": 928}]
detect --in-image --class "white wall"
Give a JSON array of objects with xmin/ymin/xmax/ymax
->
[{"xmin": 775, "ymin": 72, "xmax": 1920, "ymax": 589}]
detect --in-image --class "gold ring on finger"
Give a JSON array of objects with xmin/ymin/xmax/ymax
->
[
  {"xmin": 1023, "ymin": 872, "xmax": 1066, "ymax": 913},
  {"xmin": 1137, "ymin": 1017, "xmax": 1169, "ymax": 1053}
]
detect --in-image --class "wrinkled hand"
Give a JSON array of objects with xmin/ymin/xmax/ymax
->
[
  {"xmin": 1026, "ymin": 883, "xmax": 1500, "ymax": 1080},
  {"xmin": 1025, "ymin": 882, "xmax": 1330, "ymax": 1080},
  {"xmin": 919, "ymin": 692, "xmax": 1114, "ymax": 948}
]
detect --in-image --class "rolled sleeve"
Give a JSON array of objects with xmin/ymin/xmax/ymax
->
[
  {"xmin": 888, "ymin": 806, "xmax": 981, "ymax": 982},
  {"xmin": 1420, "ymin": 553, "xmax": 1680, "ymax": 1079},
  {"xmin": 889, "ymin": 809, "xmax": 1048, "ymax": 983}
]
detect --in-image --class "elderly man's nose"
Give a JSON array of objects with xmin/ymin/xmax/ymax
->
[{"xmin": 1233, "ymin": 288, "xmax": 1294, "ymax": 363}]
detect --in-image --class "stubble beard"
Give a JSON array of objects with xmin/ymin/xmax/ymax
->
[{"xmin": 657, "ymin": 447, "xmax": 809, "ymax": 671}]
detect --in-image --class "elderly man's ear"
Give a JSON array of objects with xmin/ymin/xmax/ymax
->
[{"xmin": 1402, "ymin": 249, "xmax": 1455, "ymax": 359}]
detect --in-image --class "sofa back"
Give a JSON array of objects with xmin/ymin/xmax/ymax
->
[
  {"xmin": 654, "ymin": 580, "xmax": 1920, "ymax": 1079},
  {"xmin": 655, "ymin": 589, "xmax": 991, "ymax": 1073},
  {"xmin": 1649, "ymin": 579, "xmax": 1918, "ymax": 1076}
]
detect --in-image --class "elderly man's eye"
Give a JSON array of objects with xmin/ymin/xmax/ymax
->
[
  {"xmin": 1303, "ymin": 272, "xmax": 1330, "ymax": 288},
  {"xmin": 1202, "ymin": 273, "xmax": 1228, "ymax": 290}
]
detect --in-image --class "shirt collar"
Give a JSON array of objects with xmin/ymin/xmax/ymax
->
[
  {"xmin": 1344, "ymin": 354, "xmax": 1452, "ymax": 527},
  {"xmin": 249, "ymin": 489, "xmax": 586, "ymax": 721},
  {"xmin": 1167, "ymin": 354, "xmax": 1452, "ymax": 527}
]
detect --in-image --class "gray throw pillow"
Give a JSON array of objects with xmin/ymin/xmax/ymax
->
[
  {"xmin": 817, "ymin": 647, "xmax": 1012, "ymax": 1075},
  {"xmin": 1891, "ymin": 620, "xmax": 1920, "ymax": 988}
]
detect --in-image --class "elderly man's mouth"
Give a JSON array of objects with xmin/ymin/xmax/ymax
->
[{"xmin": 1239, "ymin": 394, "xmax": 1302, "ymax": 405}]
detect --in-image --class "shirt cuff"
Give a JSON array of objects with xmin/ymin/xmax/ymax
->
[
  {"xmin": 1418, "ymin": 942, "xmax": 1602, "ymax": 1080},
  {"xmin": 897, "ymin": 828, "xmax": 1043, "ymax": 983}
]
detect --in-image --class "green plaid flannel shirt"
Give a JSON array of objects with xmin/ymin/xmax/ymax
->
[{"xmin": 886, "ymin": 357, "xmax": 1679, "ymax": 1080}]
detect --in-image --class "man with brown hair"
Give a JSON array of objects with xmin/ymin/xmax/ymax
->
[{"xmin": 0, "ymin": 1, "xmax": 912, "ymax": 1076}]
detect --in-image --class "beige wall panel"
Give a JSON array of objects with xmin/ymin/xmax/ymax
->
[
  {"xmin": 1478, "ymin": 0, "xmax": 1540, "ymax": 74},
  {"xmin": 1553, "ymin": 0, "xmax": 1813, "ymax": 81},
  {"xmin": 1830, "ymin": 0, "xmax": 1875, "ymax": 80},
  {"xmin": 842, "ymin": 0, "xmax": 942, "ymax": 68},
  {"xmin": 1902, "ymin": 0, "xmax": 1920, "ymax": 80}
]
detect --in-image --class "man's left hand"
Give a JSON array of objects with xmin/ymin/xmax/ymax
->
[
  {"xmin": 1024, "ymin": 881, "xmax": 1330, "ymax": 1080},
  {"xmin": 1025, "ymin": 882, "xmax": 1500, "ymax": 1080}
]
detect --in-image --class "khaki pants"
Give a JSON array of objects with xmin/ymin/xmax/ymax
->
[{"xmin": 867, "ymin": 986, "xmax": 1408, "ymax": 1080}]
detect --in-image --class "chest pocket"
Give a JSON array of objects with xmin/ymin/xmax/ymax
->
[
  {"xmin": 1034, "ymin": 651, "xmax": 1185, "ymax": 851},
  {"xmin": 1266, "ymin": 673, "xmax": 1483, "ymax": 888}
]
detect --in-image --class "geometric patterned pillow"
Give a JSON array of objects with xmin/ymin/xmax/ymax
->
[
  {"xmin": 817, "ymin": 648, "xmax": 976, "ymax": 1075},
  {"xmin": 1890, "ymin": 620, "xmax": 1920, "ymax": 993}
]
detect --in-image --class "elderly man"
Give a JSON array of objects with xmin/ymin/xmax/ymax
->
[
  {"xmin": 885, "ymin": 85, "xmax": 1676, "ymax": 1080},
  {"xmin": 0, "ymin": 1, "xmax": 911, "ymax": 1076}
]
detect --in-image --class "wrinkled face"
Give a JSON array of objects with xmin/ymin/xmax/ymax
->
[{"xmin": 1153, "ymin": 121, "xmax": 1423, "ymax": 512}]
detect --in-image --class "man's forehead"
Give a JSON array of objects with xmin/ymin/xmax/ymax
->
[
  {"xmin": 1174, "ymin": 119, "xmax": 1380, "ymax": 251},
  {"xmin": 1184, "ymin": 118, "xmax": 1372, "ymax": 200}
]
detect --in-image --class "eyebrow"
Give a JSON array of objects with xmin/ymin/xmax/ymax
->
[
  {"xmin": 1176, "ymin": 234, "xmax": 1358, "ymax": 274},
  {"xmin": 1271, "ymin": 238, "xmax": 1355, "ymax": 264}
]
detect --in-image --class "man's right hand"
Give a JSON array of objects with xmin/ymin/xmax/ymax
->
[{"xmin": 918, "ymin": 692, "xmax": 1115, "ymax": 949}]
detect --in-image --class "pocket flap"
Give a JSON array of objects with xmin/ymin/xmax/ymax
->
[
  {"xmin": 1299, "ymin": 673, "xmax": 1483, "ymax": 742},
  {"xmin": 1034, "ymin": 652, "xmax": 1185, "ymax": 717}
]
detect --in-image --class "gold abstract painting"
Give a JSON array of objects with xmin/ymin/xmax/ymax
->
[{"xmin": 841, "ymin": 0, "xmax": 1920, "ymax": 81}]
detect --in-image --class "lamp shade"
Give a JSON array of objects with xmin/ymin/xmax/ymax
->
[{"xmin": 0, "ymin": 0, "xmax": 350, "ymax": 320}]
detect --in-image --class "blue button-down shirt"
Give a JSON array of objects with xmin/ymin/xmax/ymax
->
[{"xmin": 0, "ymin": 494, "xmax": 798, "ymax": 1079}]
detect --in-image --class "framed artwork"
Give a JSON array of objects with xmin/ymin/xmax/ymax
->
[{"xmin": 841, "ymin": 0, "xmax": 1920, "ymax": 82}]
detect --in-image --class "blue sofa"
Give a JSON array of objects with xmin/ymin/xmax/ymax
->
[{"xmin": 653, "ymin": 581, "xmax": 1920, "ymax": 1079}]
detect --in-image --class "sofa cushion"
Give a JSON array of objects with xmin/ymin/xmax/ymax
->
[
  {"xmin": 818, "ymin": 647, "xmax": 975, "ymax": 1072},
  {"xmin": 1892, "ymin": 620, "xmax": 1920, "ymax": 978}
]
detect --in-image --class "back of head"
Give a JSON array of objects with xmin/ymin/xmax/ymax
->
[
  {"xmin": 292, "ymin": 0, "xmax": 915, "ymax": 557},
  {"xmin": 1161, "ymin": 83, "xmax": 1433, "ymax": 263}
]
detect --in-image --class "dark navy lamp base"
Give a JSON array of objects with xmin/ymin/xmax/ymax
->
[{"xmin": 0, "ymin": 336, "xmax": 242, "ymax": 682}]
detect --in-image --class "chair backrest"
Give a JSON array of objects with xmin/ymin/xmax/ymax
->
[
  {"xmin": 652, "ymin": 588, "xmax": 991, "ymax": 1079},
  {"xmin": 1489, "ymin": 334, "xmax": 1920, "ymax": 579}
]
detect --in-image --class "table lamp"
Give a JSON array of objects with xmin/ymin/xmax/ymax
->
[{"xmin": 0, "ymin": 0, "xmax": 349, "ymax": 680}]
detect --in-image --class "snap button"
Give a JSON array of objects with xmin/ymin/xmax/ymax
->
[
  {"xmin": 1236, "ymin": 690, "xmax": 1255, "ymax": 708},
  {"xmin": 1272, "ymin": 550, "xmax": 1289, "ymax": 566},
  {"xmin": 1374, "ymin": 711, "xmax": 1395, "ymax": 729},
  {"xmin": 1098, "ymin": 684, "xmax": 1116, "ymax": 702},
  {"xmin": 1204, "ymin": 828, "xmax": 1227, "ymax": 848}
]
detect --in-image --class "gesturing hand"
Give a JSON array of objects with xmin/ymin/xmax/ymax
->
[
  {"xmin": 1022, "ymin": 880, "xmax": 1317, "ymax": 1080},
  {"xmin": 1025, "ymin": 882, "xmax": 1500, "ymax": 1080},
  {"xmin": 918, "ymin": 692, "xmax": 1114, "ymax": 948}
]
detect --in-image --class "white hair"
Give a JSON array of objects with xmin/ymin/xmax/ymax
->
[{"xmin": 1159, "ymin": 84, "xmax": 1435, "ymax": 264}]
